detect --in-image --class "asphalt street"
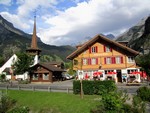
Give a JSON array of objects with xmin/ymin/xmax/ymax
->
[{"xmin": 1, "ymin": 80, "xmax": 149, "ymax": 95}]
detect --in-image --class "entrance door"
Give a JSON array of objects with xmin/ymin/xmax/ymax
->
[
  {"xmin": 39, "ymin": 73, "xmax": 43, "ymax": 81},
  {"xmin": 117, "ymin": 70, "xmax": 122, "ymax": 82}
]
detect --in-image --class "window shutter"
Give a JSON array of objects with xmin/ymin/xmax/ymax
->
[
  {"xmin": 96, "ymin": 46, "xmax": 98, "ymax": 53},
  {"xmin": 88, "ymin": 58, "xmax": 90, "ymax": 65},
  {"xmin": 96, "ymin": 58, "xmax": 98, "ymax": 64},
  {"xmin": 112, "ymin": 57, "xmax": 115, "ymax": 64},
  {"xmin": 88, "ymin": 58, "xmax": 91, "ymax": 65},
  {"xmin": 104, "ymin": 45, "xmax": 106, "ymax": 52},
  {"xmin": 89, "ymin": 47, "xmax": 91, "ymax": 53},
  {"xmin": 104, "ymin": 58, "xmax": 106, "ymax": 64},
  {"xmin": 110, "ymin": 48, "xmax": 112, "ymax": 52},
  {"xmin": 89, "ymin": 58, "xmax": 91, "ymax": 65},
  {"xmin": 121, "ymin": 56, "xmax": 123, "ymax": 63},
  {"xmin": 114, "ymin": 57, "xmax": 116, "ymax": 64}
]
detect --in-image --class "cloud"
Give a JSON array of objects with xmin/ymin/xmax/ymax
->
[
  {"xmin": 0, "ymin": 12, "xmax": 30, "ymax": 30},
  {"xmin": 17, "ymin": 0, "xmax": 58, "ymax": 18},
  {"xmin": 0, "ymin": 0, "xmax": 11, "ymax": 5},
  {"xmin": 0, "ymin": 0, "xmax": 59, "ymax": 33},
  {"xmin": 1, "ymin": 0, "xmax": 150, "ymax": 46},
  {"xmin": 38, "ymin": 0, "xmax": 150, "ymax": 45}
]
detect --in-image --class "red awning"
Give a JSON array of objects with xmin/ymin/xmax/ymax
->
[
  {"xmin": 93, "ymin": 71, "xmax": 102, "ymax": 77},
  {"xmin": 107, "ymin": 71, "xmax": 117, "ymax": 75},
  {"xmin": 130, "ymin": 71, "xmax": 141, "ymax": 75}
]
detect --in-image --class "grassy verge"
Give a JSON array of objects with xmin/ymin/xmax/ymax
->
[{"xmin": 3, "ymin": 90, "xmax": 99, "ymax": 113}]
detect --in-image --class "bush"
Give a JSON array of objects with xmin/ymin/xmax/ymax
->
[
  {"xmin": 137, "ymin": 86, "xmax": 150, "ymax": 102},
  {"xmin": 0, "ymin": 91, "xmax": 16, "ymax": 113},
  {"xmin": 91, "ymin": 90, "xmax": 146, "ymax": 113},
  {"xmin": 18, "ymin": 80, "xmax": 30, "ymax": 84},
  {"xmin": 0, "ymin": 74, "xmax": 6, "ymax": 82},
  {"xmin": 73, "ymin": 80, "xmax": 80, "ymax": 94},
  {"xmin": 73, "ymin": 80, "xmax": 116, "ymax": 95}
]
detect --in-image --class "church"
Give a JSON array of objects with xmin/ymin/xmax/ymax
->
[{"xmin": 0, "ymin": 16, "xmax": 65, "ymax": 83}]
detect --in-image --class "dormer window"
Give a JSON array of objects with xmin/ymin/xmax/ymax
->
[
  {"xmin": 104, "ymin": 45, "xmax": 112, "ymax": 52},
  {"xmin": 89, "ymin": 46, "xmax": 98, "ymax": 53}
]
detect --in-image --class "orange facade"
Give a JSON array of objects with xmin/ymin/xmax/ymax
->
[
  {"xmin": 67, "ymin": 34, "xmax": 140, "ymax": 83},
  {"xmin": 73, "ymin": 42, "xmax": 136, "ymax": 71}
]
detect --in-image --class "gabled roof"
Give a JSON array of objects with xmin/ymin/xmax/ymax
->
[
  {"xmin": 67, "ymin": 34, "xmax": 139, "ymax": 60},
  {"xmin": 31, "ymin": 63, "xmax": 65, "ymax": 72},
  {"xmin": 0, "ymin": 54, "xmax": 18, "ymax": 73},
  {"xmin": 43, "ymin": 61, "xmax": 63, "ymax": 66}
]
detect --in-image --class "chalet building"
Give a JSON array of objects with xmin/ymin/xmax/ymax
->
[
  {"xmin": 67, "ymin": 34, "xmax": 140, "ymax": 83},
  {"xmin": 29, "ymin": 63, "xmax": 65, "ymax": 83}
]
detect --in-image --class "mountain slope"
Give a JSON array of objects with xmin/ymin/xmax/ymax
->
[
  {"xmin": 116, "ymin": 16, "xmax": 150, "ymax": 53},
  {"xmin": 0, "ymin": 15, "xmax": 75, "ymax": 62}
]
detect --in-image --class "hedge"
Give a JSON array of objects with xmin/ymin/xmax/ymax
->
[
  {"xmin": 73, "ymin": 80, "xmax": 116, "ymax": 95},
  {"xmin": 137, "ymin": 86, "xmax": 150, "ymax": 102}
]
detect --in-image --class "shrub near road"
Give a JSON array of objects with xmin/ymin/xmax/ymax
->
[
  {"xmin": 73, "ymin": 80, "xmax": 116, "ymax": 95},
  {"xmin": 137, "ymin": 86, "xmax": 150, "ymax": 102}
]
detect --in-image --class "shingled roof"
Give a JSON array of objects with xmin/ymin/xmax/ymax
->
[
  {"xmin": 31, "ymin": 63, "xmax": 65, "ymax": 72},
  {"xmin": 67, "ymin": 34, "xmax": 139, "ymax": 60}
]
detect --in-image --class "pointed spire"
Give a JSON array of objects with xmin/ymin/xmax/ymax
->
[
  {"xmin": 31, "ymin": 15, "xmax": 37, "ymax": 49},
  {"xmin": 26, "ymin": 14, "xmax": 41, "ymax": 56}
]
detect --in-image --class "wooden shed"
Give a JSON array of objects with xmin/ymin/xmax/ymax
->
[{"xmin": 29, "ymin": 63, "xmax": 65, "ymax": 83}]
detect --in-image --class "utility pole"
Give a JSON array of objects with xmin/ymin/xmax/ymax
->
[{"xmin": 80, "ymin": 78, "xmax": 83, "ymax": 99}]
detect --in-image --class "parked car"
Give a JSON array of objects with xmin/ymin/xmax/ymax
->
[
  {"xmin": 65, "ymin": 74, "xmax": 70, "ymax": 80},
  {"xmin": 62, "ymin": 73, "xmax": 71, "ymax": 80}
]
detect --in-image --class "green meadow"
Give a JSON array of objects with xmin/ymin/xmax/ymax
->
[{"xmin": 4, "ymin": 90, "xmax": 100, "ymax": 113}]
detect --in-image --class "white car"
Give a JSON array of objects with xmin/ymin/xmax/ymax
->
[{"xmin": 62, "ymin": 73, "xmax": 70, "ymax": 80}]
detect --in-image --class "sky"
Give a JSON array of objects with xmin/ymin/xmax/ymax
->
[{"xmin": 0, "ymin": 0, "xmax": 150, "ymax": 46}]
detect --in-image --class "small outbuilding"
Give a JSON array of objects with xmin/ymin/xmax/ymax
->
[{"xmin": 29, "ymin": 63, "xmax": 65, "ymax": 83}]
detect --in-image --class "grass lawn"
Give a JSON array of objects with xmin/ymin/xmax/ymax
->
[{"xmin": 3, "ymin": 90, "xmax": 100, "ymax": 113}]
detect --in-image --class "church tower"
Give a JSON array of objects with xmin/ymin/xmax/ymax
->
[{"xmin": 26, "ymin": 16, "xmax": 41, "ymax": 64}]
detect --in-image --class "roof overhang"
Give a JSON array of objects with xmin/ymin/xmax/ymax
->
[{"xmin": 67, "ymin": 34, "xmax": 139, "ymax": 60}]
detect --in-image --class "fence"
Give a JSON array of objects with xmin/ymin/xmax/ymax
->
[{"xmin": 0, "ymin": 84, "xmax": 73, "ymax": 94}]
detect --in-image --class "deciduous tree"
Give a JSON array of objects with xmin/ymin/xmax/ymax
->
[{"xmin": 12, "ymin": 52, "xmax": 33, "ymax": 74}]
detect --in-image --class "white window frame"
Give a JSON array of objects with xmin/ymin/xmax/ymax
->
[
  {"xmin": 43, "ymin": 73, "xmax": 49, "ymax": 80},
  {"xmin": 116, "ymin": 56, "xmax": 121, "ymax": 64},
  {"xmin": 106, "ymin": 57, "xmax": 111, "ymax": 64},
  {"xmin": 83, "ymin": 58, "xmax": 88, "ymax": 65},
  {"xmin": 91, "ymin": 58, "xmax": 96, "ymax": 65},
  {"xmin": 91, "ymin": 46, "xmax": 96, "ymax": 53},
  {"xmin": 127, "ymin": 56, "xmax": 135, "ymax": 63},
  {"xmin": 106, "ymin": 46, "xmax": 111, "ymax": 52},
  {"xmin": 33, "ymin": 73, "xmax": 38, "ymax": 80}
]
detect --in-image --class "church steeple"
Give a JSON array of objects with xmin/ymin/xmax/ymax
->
[
  {"xmin": 26, "ymin": 15, "xmax": 41, "ymax": 55},
  {"xmin": 31, "ymin": 16, "xmax": 37, "ymax": 49}
]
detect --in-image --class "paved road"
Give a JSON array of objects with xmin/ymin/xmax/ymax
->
[{"xmin": 0, "ymin": 80, "xmax": 148, "ymax": 94}]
